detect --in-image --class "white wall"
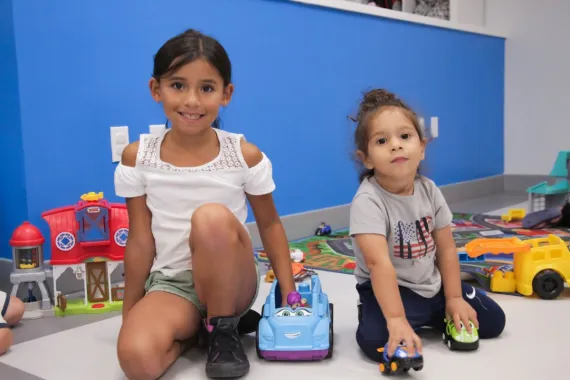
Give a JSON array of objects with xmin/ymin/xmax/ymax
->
[{"xmin": 485, "ymin": 0, "xmax": 570, "ymax": 175}]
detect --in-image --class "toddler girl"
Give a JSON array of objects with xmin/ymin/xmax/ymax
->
[{"xmin": 349, "ymin": 89, "xmax": 506, "ymax": 361}]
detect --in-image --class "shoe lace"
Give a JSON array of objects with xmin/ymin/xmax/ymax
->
[{"xmin": 209, "ymin": 326, "xmax": 242, "ymax": 361}]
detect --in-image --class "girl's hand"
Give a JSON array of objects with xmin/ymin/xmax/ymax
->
[
  {"xmin": 445, "ymin": 297, "xmax": 478, "ymax": 334},
  {"xmin": 386, "ymin": 317, "xmax": 423, "ymax": 357}
]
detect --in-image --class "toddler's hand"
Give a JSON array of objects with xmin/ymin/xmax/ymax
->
[
  {"xmin": 446, "ymin": 297, "xmax": 478, "ymax": 334},
  {"xmin": 386, "ymin": 317, "xmax": 422, "ymax": 357}
]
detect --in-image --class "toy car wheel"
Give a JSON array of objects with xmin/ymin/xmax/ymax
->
[
  {"xmin": 379, "ymin": 362, "xmax": 389, "ymax": 374},
  {"xmin": 414, "ymin": 365, "xmax": 423, "ymax": 371},
  {"xmin": 390, "ymin": 361, "xmax": 399, "ymax": 373},
  {"xmin": 441, "ymin": 332, "xmax": 446, "ymax": 342},
  {"xmin": 447, "ymin": 339, "xmax": 453, "ymax": 350},
  {"xmin": 533, "ymin": 269, "xmax": 564, "ymax": 300},
  {"xmin": 325, "ymin": 303, "xmax": 334, "ymax": 359}
]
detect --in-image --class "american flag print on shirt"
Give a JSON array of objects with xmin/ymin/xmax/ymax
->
[{"xmin": 393, "ymin": 216, "xmax": 434, "ymax": 259}]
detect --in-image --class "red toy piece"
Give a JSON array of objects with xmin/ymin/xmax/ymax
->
[
  {"xmin": 42, "ymin": 192, "xmax": 129, "ymax": 313},
  {"xmin": 10, "ymin": 221, "xmax": 45, "ymax": 247},
  {"xmin": 43, "ymin": 192, "xmax": 128, "ymax": 265}
]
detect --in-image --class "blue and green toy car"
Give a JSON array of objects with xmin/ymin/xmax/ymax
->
[
  {"xmin": 256, "ymin": 274, "xmax": 333, "ymax": 361},
  {"xmin": 377, "ymin": 343, "xmax": 424, "ymax": 375},
  {"xmin": 442, "ymin": 318, "xmax": 479, "ymax": 350}
]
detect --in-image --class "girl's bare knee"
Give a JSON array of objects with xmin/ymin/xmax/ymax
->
[
  {"xmin": 191, "ymin": 203, "xmax": 238, "ymax": 250},
  {"xmin": 117, "ymin": 331, "xmax": 164, "ymax": 380},
  {"xmin": 5, "ymin": 297, "xmax": 25, "ymax": 326},
  {"xmin": 0, "ymin": 329, "xmax": 13, "ymax": 356},
  {"xmin": 191, "ymin": 203, "xmax": 233, "ymax": 229}
]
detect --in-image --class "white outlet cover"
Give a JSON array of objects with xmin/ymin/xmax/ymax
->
[{"xmin": 110, "ymin": 126, "xmax": 129, "ymax": 163}]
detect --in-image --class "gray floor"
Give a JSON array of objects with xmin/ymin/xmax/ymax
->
[{"xmin": 0, "ymin": 192, "xmax": 553, "ymax": 379}]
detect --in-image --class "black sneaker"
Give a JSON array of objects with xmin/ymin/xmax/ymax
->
[
  {"xmin": 237, "ymin": 309, "xmax": 261, "ymax": 335},
  {"xmin": 205, "ymin": 316, "xmax": 249, "ymax": 378}
]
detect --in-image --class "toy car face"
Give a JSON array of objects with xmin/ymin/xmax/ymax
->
[
  {"xmin": 446, "ymin": 320, "xmax": 479, "ymax": 343},
  {"xmin": 275, "ymin": 307, "xmax": 312, "ymax": 318},
  {"xmin": 388, "ymin": 345, "xmax": 421, "ymax": 360},
  {"xmin": 269, "ymin": 306, "xmax": 320, "ymax": 344}
]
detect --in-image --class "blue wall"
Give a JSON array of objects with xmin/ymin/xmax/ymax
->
[
  {"xmin": 6, "ymin": 0, "xmax": 504, "ymax": 259},
  {"xmin": 0, "ymin": 0, "xmax": 28, "ymax": 259}
]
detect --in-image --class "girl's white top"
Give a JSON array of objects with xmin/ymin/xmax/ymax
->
[{"xmin": 114, "ymin": 128, "xmax": 275, "ymax": 277}]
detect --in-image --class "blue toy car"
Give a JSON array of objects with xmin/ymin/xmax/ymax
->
[
  {"xmin": 256, "ymin": 274, "xmax": 333, "ymax": 361},
  {"xmin": 315, "ymin": 222, "xmax": 332, "ymax": 236},
  {"xmin": 377, "ymin": 343, "xmax": 423, "ymax": 375}
]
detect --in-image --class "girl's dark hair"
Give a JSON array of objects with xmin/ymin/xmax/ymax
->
[
  {"xmin": 152, "ymin": 29, "xmax": 232, "ymax": 129},
  {"xmin": 350, "ymin": 89, "xmax": 426, "ymax": 182}
]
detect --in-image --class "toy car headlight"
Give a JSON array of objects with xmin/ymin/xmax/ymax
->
[{"xmin": 396, "ymin": 349, "xmax": 408, "ymax": 358}]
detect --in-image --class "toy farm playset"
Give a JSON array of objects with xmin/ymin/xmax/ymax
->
[
  {"xmin": 9, "ymin": 192, "xmax": 128, "ymax": 319},
  {"xmin": 527, "ymin": 150, "xmax": 570, "ymax": 213}
]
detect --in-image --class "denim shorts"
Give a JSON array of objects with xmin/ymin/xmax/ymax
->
[{"xmin": 144, "ymin": 257, "xmax": 261, "ymax": 318}]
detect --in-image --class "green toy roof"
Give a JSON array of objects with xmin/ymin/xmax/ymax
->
[
  {"xmin": 550, "ymin": 150, "xmax": 570, "ymax": 177},
  {"xmin": 527, "ymin": 180, "xmax": 570, "ymax": 195}
]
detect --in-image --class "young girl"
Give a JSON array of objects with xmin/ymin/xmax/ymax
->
[
  {"xmin": 114, "ymin": 29, "xmax": 297, "ymax": 380},
  {"xmin": 348, "ymin": 89, "xmax": 506, "ymax": 361},
  {"xmin": 0, "ymin": 291, "xmax": 25, "ymax": 356}
]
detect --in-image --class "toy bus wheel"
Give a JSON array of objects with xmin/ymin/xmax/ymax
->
[
  {"xmin": 533, "ymin": 269, "xmax": 564, "ymax": 300},
  {"xmin": 325, "ymin": 303, "xmax": 334, "ymax": 359}
]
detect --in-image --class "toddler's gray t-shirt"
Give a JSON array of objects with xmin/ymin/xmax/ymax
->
[{"xmin": 349, "ymin": 176, "xmax": 453, "ymax": 298}]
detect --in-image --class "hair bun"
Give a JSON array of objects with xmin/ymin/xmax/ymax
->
[
  {"xmin": 351, "ymin": 88, "xmax": 397, "ymax": 122},
  {"xmin": 363, "ymin": 89, "xmax": 396, "ymax": 105}
]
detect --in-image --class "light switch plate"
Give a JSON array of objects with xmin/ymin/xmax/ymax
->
[
  {"xmin": 430, "ymin": 116, "xmax": 439, "ymax": 138},
  {"xmin": 110, "ymin": 126, "xmax": 129, "ymax": 163}
]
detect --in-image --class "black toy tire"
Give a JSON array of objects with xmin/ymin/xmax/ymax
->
[
  {"xmin": 325, "ymin": 303, "xmax": 334, "ymax": 359},
  {"xmin": 255, "ymin": 305, "xmax": 264, "ymax": 359},
  {"xmin": 380, "ymin": 361, "xmax": 391, "ymax": 374},
  {"xmin": 414, "ymin": 365, "xmax": 424, "ymax": 371},
  {"xmin": 389, "ymin": 361, "xmax": 401, "ymax": 374},
  {"xmin": 533, "ymin": 269, "xmax": 564, "ymax": 300}
]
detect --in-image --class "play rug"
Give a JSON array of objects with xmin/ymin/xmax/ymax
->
[
  {"xmin": 256, "ymin": 229, "xmax": 355, "ymax": 274},
  {"xmin": 255, "ymin": 212, "xmax": 570, "ymax": 295}
]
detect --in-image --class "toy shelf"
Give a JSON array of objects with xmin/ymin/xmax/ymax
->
[{"xmin": 290, "ymin": 0, "xmax": 506, "ymax": 38}]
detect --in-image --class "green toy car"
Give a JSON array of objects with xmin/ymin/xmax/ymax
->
[{"xmin": 442, "ymin": 318, "xmax": 479, "ymax": 351}]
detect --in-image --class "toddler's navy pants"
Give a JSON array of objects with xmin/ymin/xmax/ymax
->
[{"xmin": 356, "ymin": 281, "xmax": 506, "ymax": 362}]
